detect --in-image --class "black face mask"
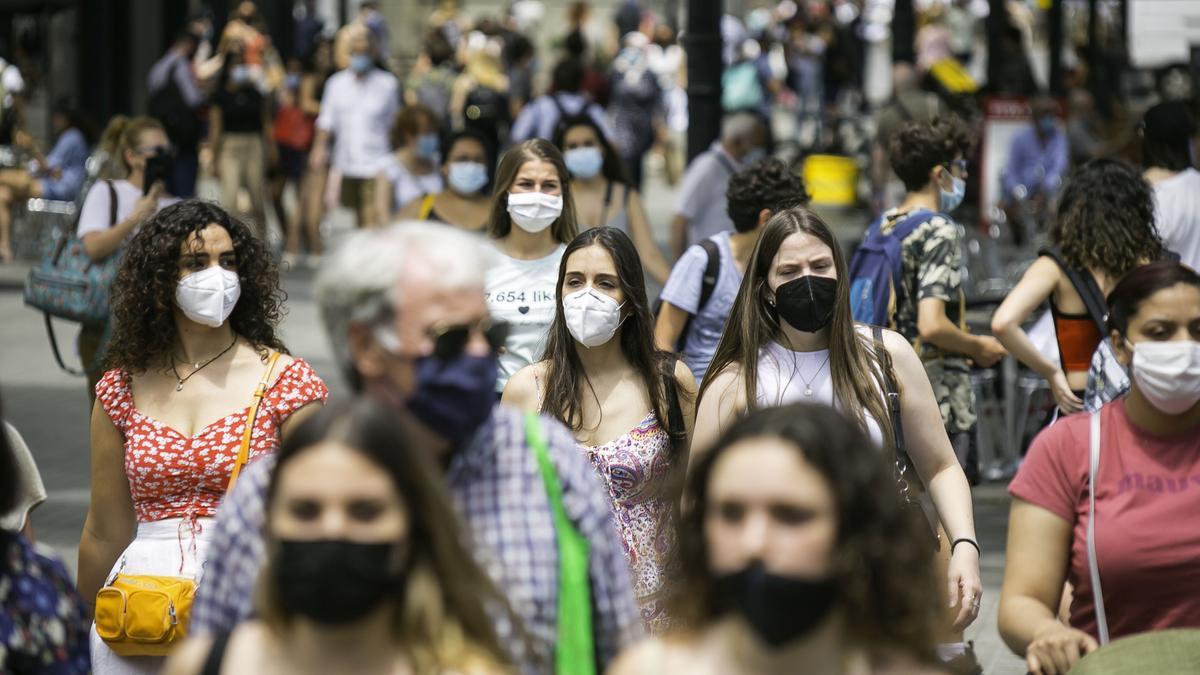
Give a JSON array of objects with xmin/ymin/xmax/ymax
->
[
  {"xmin": 774, "ymin": 275, "xmax": 837, "ymax": 333},
  {"xmin": 714, "ymin": 562, "xmax": 838, "ymax": 648},
  {"xmin": 274, "ymin": 539, "xmax": 406, "ymax": 625}
]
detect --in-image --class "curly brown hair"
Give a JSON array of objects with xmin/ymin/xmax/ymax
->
[
  {"xmin": 671, "ymin": 403, "xmax": 940, "ymax": 661},
  {"xmin": 1051, "ymin": 158, "xmax": 1162, "ymax": 278},
  {"xmin": 105, "ymin": 200, "xmax": 288, "ymax": 375},
  {"xmin": 888, "ymin": 116, "xmax": 972, "ymax": 193}
]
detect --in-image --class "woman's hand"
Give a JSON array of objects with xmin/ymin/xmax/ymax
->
[
  {"xmin": 1025, "ymin": 623, "xmax": 1099, "ymax": 674},
  {"xmin": 1049, "ymin": 371, "xmax": 1084, "ymax": 414},
  {"xmin": 129, "ymin": 183, "xmax": 163, "ymax": 225},
  {"xmin": 948, "ymin": 541, "xmax": 983, "ymax": 632}
]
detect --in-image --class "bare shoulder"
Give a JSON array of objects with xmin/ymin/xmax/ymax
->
[
  {"xmin": 872, "ymin": 327, "xmax": 921, "ymax": 365},
  {"xmin": 672, "ymin": 358, "xmax": 696, "ymax": 392},
  {"xmin": 501, "ymin": 361, "xmax": 546, "ymax": 410}
]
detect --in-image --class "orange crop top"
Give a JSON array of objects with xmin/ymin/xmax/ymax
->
[{"xmin": 1051, "ymin": 302, "xmax": 1102, "ymax": 373}]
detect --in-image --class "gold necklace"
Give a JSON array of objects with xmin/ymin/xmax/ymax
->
[{"xmin": 170, "ymin": 336, "xmax": 238, "ymax": 391}]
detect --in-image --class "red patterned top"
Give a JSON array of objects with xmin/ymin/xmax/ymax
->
[{"xmin": 96, "ymin": 358, "xmax": 328, "ymax": 524}]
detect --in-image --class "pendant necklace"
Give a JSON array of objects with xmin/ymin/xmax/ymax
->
[
  {"xmin": 796, "ymin": 353, "xmax": 831, "ymax": 397},
  {"xmin": 171, "ymin": 336, "xmax": 238, "ymax": 391}
]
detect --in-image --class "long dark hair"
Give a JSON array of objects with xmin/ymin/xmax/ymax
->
[
  {"xmin": 551, "ymin": 114, "xmax": 630, "ymax": 185},
  {"xmin": 541, "ymin": 227, "xmax": 686, "ymax": 453},
  {"xmin": 106, "ymin": 200, "xmax": 288, "ymax": 375},
  {"xmin": 1051, "ymin": 158, "xmax": 1162, "ymax": 278},
  {"xmin": 698, "ymin": 206, "xmax": 897, "ymax": 451},
  {"xmin": 263, "ymin": 399, "xmax": 516, "ymax": 674},
  {"xmin": 672, "ymin": 403, "xmax": 939, "ymax": 660},
  {"xmin": 486, "ymin": 139, "xmax": 579, "ymax": 243}
]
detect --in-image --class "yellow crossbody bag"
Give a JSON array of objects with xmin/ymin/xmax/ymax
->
[{"xmin": 95, "ymin": 352, "xmax": 280, "ymax": 656}]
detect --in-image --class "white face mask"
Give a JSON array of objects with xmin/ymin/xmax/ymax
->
[
  {"xmin": 176, "ymin": 267, "xmax": 241, "ymax": 328},
  {"xmin": 562, "ymin": 286, "xmax": 625, "ymax": 348},
  {"xmin": 1131, "ymin": 340, "xmax": 1200, "ymax": 415},
  {"xmin": 506, "ymin": 191, "xmax": 563, "ymax": 233}
]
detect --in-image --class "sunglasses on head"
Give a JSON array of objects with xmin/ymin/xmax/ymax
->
[{"xmin": 428, "ymin": 317, "xmax": 509, "ymax": 359}]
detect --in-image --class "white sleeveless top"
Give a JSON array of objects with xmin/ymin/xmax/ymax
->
[{"xmin": 755, "ymin": 333, "xmax": 886, "ymax": 449}]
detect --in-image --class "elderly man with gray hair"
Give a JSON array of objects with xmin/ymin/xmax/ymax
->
[
  {"xmin": 190, "ymin": 221, "xmax": 642, "ymax": 674},
  {"xmin": 668, "ymin": 111, "xmax": 768, "ymax": 257}
]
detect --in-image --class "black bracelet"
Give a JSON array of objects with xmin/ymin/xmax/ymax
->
[{"xmin": 951, "ymin": 538, "xmax": 981, "ymax": 556}]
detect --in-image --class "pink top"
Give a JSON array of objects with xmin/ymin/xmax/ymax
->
[
  {"xmin": 582, "ymin": 411, "xmax": 679, "ymax": 634},
  {"xmin": 1009, "ymin": 400, "xmax": 1200, "ymax": 641},
  {"xmin": 96, "ymin": 359, "xmax": 328, "ymax": 524}
]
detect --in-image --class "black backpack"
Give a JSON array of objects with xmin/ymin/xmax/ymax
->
[
  {"xmin": 657, "ymin": 239, "xmax": 721, "ymax": 352},
  {"xmin": 148, "ymin": 60, "xmax": 201, "ymax": 147}
]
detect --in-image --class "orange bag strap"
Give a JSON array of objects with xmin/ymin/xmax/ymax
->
[
  {"xmin": 227, "ymin": 351, "xmax": 281, "ymax": 493},
  {"xmin": 418, "ymin": 193, "xmax": 436, "ymax": 220}
]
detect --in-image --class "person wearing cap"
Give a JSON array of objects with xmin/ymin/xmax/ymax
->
[{"xmin": 1141, "ymin": 101, "xmax": 1200, "ymax": 271}]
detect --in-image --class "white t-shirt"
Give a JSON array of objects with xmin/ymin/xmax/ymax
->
[
  {"xmin": 384, "ymin": 157, "xmax": 443, "ymax": 212},
  {"xmin": 755, "ymin": 333, "xmax": 886, "ymax": 448},
  {"xmin": 316, "ymin": 68, "xmax": 400, "ymax": 178},
  {"xmin": 485, "ymin": 243, "xmax": 566, "ymax": 392},
  {"xmin": 1153, "ymin": 168, "xmax": 1200, "ymax": 272},
  {"xmin": 75, "ymin": 180, "xmax": 178, "ymax": 239}
]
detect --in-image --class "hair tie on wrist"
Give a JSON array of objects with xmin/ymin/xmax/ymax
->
[{"xmin": 951, "ymin": 538, "xmax": 980, "ymax": 556}]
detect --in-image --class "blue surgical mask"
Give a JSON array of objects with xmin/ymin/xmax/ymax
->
[
  {"xmin": 416, "ymin": 133, "xmax": 440, "ymax": 161},
  {"xmin": 939, "ymin": 173, "xmax": 966, "ymax": 212},
  {"xmin": 285, "ymin": 73, "xmax": 301, "ymax": 90},
  {"xmin": 350, "ymin": 54, "xmax": 373, "ymax": 74},
  {"xmin": 1037, "ymin": 115, "xmax": 1057, "ymax": 135},
  {"xmin": 564, "ymin": 146, "xmax": 604, "ymax": 179},
  {"xmin": 447, "ymin": 161, "xmax": 488, "ymax": 195},
  {"xmin": 406, "ymin": 353, "xmax": 498, "ymax": 444}
]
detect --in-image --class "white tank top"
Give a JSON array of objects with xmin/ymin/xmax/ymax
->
[{"xmin": 755, "ymin": 336, "xmax": 886, "ymax": 448}]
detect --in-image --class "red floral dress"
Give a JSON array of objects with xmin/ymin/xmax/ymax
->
[
  {"xmin": 89, "ymin": 357, "xmax": 327, "ymax": 673},
  {"xmin": 95, "ymin": 357, "xmax": 328, "ymax": 524}
]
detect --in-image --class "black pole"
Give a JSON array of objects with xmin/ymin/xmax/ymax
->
[
  {"xmin": 1048, "ymin": 0, "xmax": 1063, "ymax": 94},
  {"xmin": 892, "ymin": 0, "xmax": 915, "ymax": 65},
  {"xmin": 986, "ymin": 0, "xmax": 1006, "ymax": 91},
  {"xmin": 686, "ymin": 0, "xmax": 722, "ymax": 163}
]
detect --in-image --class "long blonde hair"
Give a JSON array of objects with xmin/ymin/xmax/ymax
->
[
  {"xmin": 698, "ymin": 206, "xmax": 898, "ymax": 452},
  {"xmin": 96, "ymin": 115, "xmax": 164, "ymax": 177}
]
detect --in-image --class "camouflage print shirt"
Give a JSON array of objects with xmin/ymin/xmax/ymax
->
[{"xmin": 883, "ymin": 208, "xmax": 976, "ymax": 434}]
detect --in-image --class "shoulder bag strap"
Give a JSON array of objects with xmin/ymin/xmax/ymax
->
[
  {"xmin": 106, "ymin": 179, "xmax": 117, "ymax": 227},
  {"xmin": 524, "ymin": 412, "xmax": 597, "ymax": 675},
  {"xmin": 1039, "ymin": 246, "xmax": 1109, "ymax": 335},
  {"xmin": 871, "ymin": 326, "xmax": 912, "ymax": 481},
  {"xmin": 418, "ymin": 193, "xmax": 436, "ymax": 220},
  {"xmin": 227, "ymin": 351, "xmax": 281, "ymax": 493},
  {"xmin": 696, "ymin": 239, "xmax": 721, "ymax": 313},
  {"xmin": 1088, "ymin": 409, "xmax": 1110, "ymax": 645},
  {"xmin": 200, "ymin": 631, "xmax": 233, "ymax": 675}
]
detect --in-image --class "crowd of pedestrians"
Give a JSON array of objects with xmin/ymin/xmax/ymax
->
[{"xmin": 2, "ymin": 1, "xmax": 1199, "ymax": 675}]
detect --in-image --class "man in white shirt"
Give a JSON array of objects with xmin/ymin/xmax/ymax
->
[
  {"xmin": 1142, "ymin": 101, "xmax": 1200, "ymax": 271},
  {"xmin": 310, "ymin": 30, "xmax": 399, "ymax": 228},
  {"xmin": 669, "ymin": 111, "xmax": 766, "ymax": 257}
]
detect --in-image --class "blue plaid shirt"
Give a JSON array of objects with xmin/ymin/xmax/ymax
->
[{"xmin": 190, "ymin": 406, "xmax": 642, "ymax": 673}]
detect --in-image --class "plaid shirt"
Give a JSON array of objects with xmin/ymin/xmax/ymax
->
[{"xmin": 190, "ymin": 406, "xmax": 642, "ymax": 674}]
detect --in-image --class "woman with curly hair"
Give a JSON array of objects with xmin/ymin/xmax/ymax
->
[
  {"xmin": 609, "ymin": 402, "xmax": 945, "ymax": 674},
  {"xmin": 992, "ymin": 158, "xmax": 1163, "ymax": 415},
  {"xmin": 77, "ymin": 200, "xmax": 328, "ymax": 674}
]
